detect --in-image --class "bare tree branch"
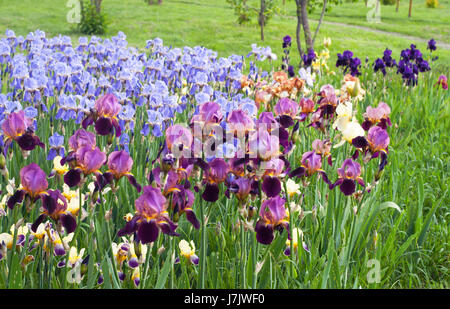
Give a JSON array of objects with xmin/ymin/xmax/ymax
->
[{"xmin": 312, "ymin": 0, "xmax": 327, "ymax": 46}]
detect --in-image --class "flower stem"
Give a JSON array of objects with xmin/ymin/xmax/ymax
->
[{"xmin": 198, "ymin": 198, "xmax": 206, "ymax": 288}]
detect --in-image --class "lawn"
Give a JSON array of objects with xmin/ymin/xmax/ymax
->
[
  {"xmin": 0, "ymin": 0, "xmax": 448, "ymax": 289},
  {"xmin": 0, "ymin": 0, "xmax": 449, "ymax": 69}
]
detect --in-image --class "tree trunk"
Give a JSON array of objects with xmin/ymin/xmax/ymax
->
[
  {"xmin": 376, "ymin": 0, "xmax": 380, "ymax": 19},
  {"xmin": 91, "ymin": 0, "xmax": 102, "ymax": 13},
  {"xmin": 295, "ymin": 0, "xmax": 304, "ymax": 60},
  {"xmin": 300, "ymin": 0, "xmax": 313, "ymax": 52},
  {"xmin": 408, "ymin": 0, "xmax": 412, "ymax": 17},
  {"xmin": 312, "ymin": 0, "xmax": 327, "ymax": 46},
  {"xmin": 260, "ymin": 0, "xmax": 265, "ymax": 41},
  {"xmin": 396, "ymin": 0, "xmax": 400, "ymax": 12}
]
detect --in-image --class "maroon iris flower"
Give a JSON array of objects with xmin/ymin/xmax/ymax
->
[
  {"xmin": 289, "ymin": 151, "xmax": 331, "ymax": 185},
  {"xmin": 434, "ymin": 75, "xmax": 448, "ymax": 90},
  {"xmin": 82, "ymin": 93, "xmax": 122, "ymax": 137},
  {"xmin": 61, "ymin": 129, "xmax": 96, "ymax": 166},
  {"xmin": 248, "ymin": 129, "xmax": 280, "ymax": 160},
  {"xmin": 261, "ymin": 158, "xmax": 285, "ymax": 198},
  {"xmin": 7, "ymin": 163, "xmax": 48, "ymax": 209},
  {"xmin": 352, "ymin": 126, "xmax": 390, "ymax": 177},
  {"xmin": 352, "ymin": 126, "xmax": 390, "ymax": 156},
  {"xmin": 330, "ymin": 159, "xmax": 365, "ymax": 196},
  {"xmin": 317, "ymin": 84, "xmax": 338, "ymax": 116},
  {"xmin": 274, "ymin": 97, "xmax": 299, "ymax": 128},
  {"xmin": 201, "ymin": 158, "xmax": 229, "ymax": 203},
  {"xmin": 228, "ymin": 176, "xmax": 255, "ymax": 202},
  {"xmin": 255, "ymin": 196, "xmax": 289, "ymax": 245},
  {"xmin": 31, "ymin": 189, "xmax": 77, "ymax": 234},
  {"xmin": 312, "ymin": 139, "xmax": 333, "ymax": 166},
  {"xmin": 64, "ymin": 146, "xmax": 106, "ymax": 188},
  {"xmin": 68, "ymin": 129, "xmax": 96, "ymax": 152},
  {"xmin": 256, "ymin": 112, "xmax": 278, "ymax": 128},
  {"xmin": 117, "ymin": 186, "xmax": 178, "ymax": 244},
  {"xmin": 1, "ymin": 111, "xmax": 44, "ymax": 152},
  {"xmin": 168, "ymin": 183, "xmax": 200, "ymax": 229}
]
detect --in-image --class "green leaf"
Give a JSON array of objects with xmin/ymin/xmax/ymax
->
[
  {"xmin": 417, "ymin": 190, "xmax": 446, "ymax": 246},
  {"xmin": 155, "ymin": 253, "xmax": 172, "ymax": 289},
  {"xmin": 379, "ymin": 201, "xmax": 402, "ymax": 213}
]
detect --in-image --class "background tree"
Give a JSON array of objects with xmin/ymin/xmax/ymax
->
[
  {"xmin": 294, "ymin": 0, "xmax": 338, "ymax": 60},
  {"xmin": 79, "ymin": 0, "xmax": 107, "ymax": 34},
  {"xmin": 226, "ymin": 0, "xmax": 280, "ymax": 41}
]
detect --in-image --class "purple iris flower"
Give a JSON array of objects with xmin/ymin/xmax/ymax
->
[
  {"xmin": 31, "ymin": 189, "xmax": 77, "ymax": 234},
  {"xmin": 373, "ymin": 58, "xmax": 386, "ymax": 75},
  {"xmin": 47, "ymin": 132, "xmax": 65, "ymax": 161},
  {"xmin": 302, "ymin": 49, "xmax": 316, "ymax": 67},
  {"xmin": 7, "ymin": 163, "xmax": 48, "ymax": 209},
  {"xmin": 64, "ymin": 146, "xmax": 106, "ymax": 188},
  {"xmin": 274, "ymin": 97, "xmax": 298, "ymax": 128},
  {"xmin": 1, "ymin": 110, "xmax": 44, "ymax": 152},
  {"xmin": 330, "ymin": 159, "xmax": 365, "ymax": 196},
  {"xmin": 289, "ymin": 150, "xmax": 331, "ymax": 185},
  {"xmin": 336, "ymin": 50, "xmax": 361, "ymax": 76},
  {"xmin": 282, "ymin": 35, "xmax": 291, "ymax": 48},
  {"xmin": 255, "ymin": 196, "xmax": 289, "ymax": 245},
  {"xmin": 427, "ymin": 39, "xmax": 437, "ymax": 52},
  {"xmin": 201, "ymin": 158, "xmax": 229, "ymax": 203},
  {"xmin": 83, "ymin": 93, "xmax": 122, "ymax": 137},
  {"xmin": 105, "ymin": 150, "xmax": 141, "ymax": 192}
]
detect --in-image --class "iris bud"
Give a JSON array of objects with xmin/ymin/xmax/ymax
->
[{"xmin": 0, "ymin": 153, "xmax": 6, "ymax": 169}]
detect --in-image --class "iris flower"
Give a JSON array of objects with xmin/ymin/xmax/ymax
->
[
  {"xmin": 103, "ymin": 150, "xmax": 141, "ymax": 192},
  {"xmin": 255, "ymin": 196, "xmax": 289, "ymax": 245},
  {"xmin": 332, "ymin": 101, "xmax": 365, "ymax": 148},
  {"xmin": 82, "ymin": 93, "xmax": 122, "ymax": 137},
  {"xmin": 117, "ymin": 186, "xmax": 179, "ymax": 244},
  {"xmin": 289, "ymin": 151, "xmax": 331, "ymax": 185},
  {"xmin": 284, "ymin": 228, "xmax": 309, "ymax": 255},
  {"xmin": 64, "ymin": 146, "xmax": 106, "ymax": 188},
  {"xmin": 362, "ymin": 102, "xmax": 392, "ymax": 131},
  {"xmin": 31, "ymin": 189, "xmax": 77, "ymax": 234},
  {"xmin": 1, "ymin": 110, "xmax": 44, "ymax": 153},
  {"xmin": 273, "ymin": 97, "xmax": 299, "ymax": 128},
  {"xmin": 175, "ymin": 239, "xmax": 199, "ymax": 265},
  {"xmin": 330, "ymin": 159, "xmax": 365, "ymax": 196},
  {"xmin": 7, "ymin": 163, "xmax": 48, "ymax": 209}
]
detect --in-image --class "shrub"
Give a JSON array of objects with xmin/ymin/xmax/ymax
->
[
  {"xmin": 381, "ymin": 0, "xmax": 396, "ymax": 5},
  {"xmin": 425, "ymin": 0, "xmax": 439, "ymax": 8},
  {"xmin": 78, "ymin": 0, "xmax": 107, "ymax": 35}
]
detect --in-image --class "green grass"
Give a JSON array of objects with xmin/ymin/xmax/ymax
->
[
  {"xmin": 298, "ymin": 0, "xmax": 450, "ymax": 43},
  {"xmin": 0, "ymin": 0, "xmax": 449, "ymax": 68}
]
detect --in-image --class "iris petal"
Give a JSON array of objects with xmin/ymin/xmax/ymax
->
[
  {"xmin": 137, "ymin": 220, "xmax": 159, "ymax": 244},
  {"xmin": 95, "ymin": 117, "xmax": 113, "ymax": 136},
  {"xmin": 202, "ymin": 183, "xmax": 219, "ymax": 203},
  {"xmin": 262, "ymin": 176, "xmax": 281, "ymax": 198},
  {"xmin": 340, "ymin": 179, "xmax": 356, "ymax": 196},
  {"xmin": 255, "ymin": 220, "xmax": 274, "ymax": 245},
  {"xmin": 64, "ymin": 169, "xmax": 82, "ymax": 188},
  {"xmin": 61, "ymin": 213, "xmax": 77, "ymax": 233}
]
